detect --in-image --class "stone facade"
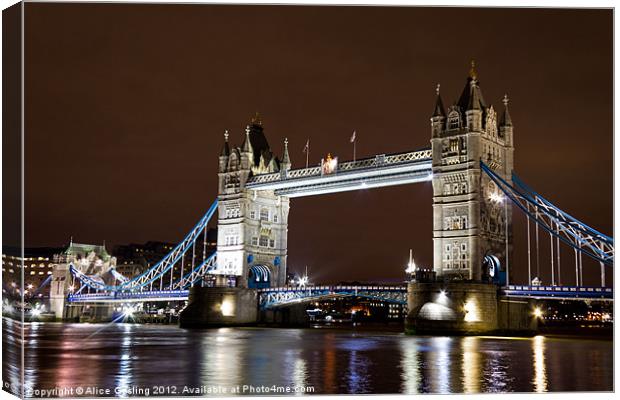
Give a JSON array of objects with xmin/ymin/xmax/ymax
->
[
  {"xmin": 49, "ymin": 242, "xmax": 115, "ymax": 320},
  {"xmin": 431, "ymin": 65, "xmax": 514, "ymax": 281},
  {"xmin": 179, "ymin": 286, "xmax": 258, "ymax": 327},
  {"xmin": 215, "ymin": 115, "xmax": 290, "ymax": 288},
  {"xmin": 406, "ymin": 282, "xmax": 499, "ymax": 334}
]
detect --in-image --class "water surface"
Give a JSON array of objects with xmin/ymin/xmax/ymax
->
[{"xmin": 2, "ymin": 319, "xmax": 613, "ymax": 396}]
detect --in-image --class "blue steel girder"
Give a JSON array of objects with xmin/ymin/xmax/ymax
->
[
  {"xmin": 501, "ymin": 285, "xmax": 613, "ymax": 301},
  {"xmin": 69, "ymin": 200, "xmax": 219, "ymax": 292},
  {"xmin": 480, "ymin": 161, "xmax": 613, "ymax": 266}
]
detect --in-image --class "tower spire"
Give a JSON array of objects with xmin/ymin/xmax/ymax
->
[
  {"xmin": 457, "ymin": 60, "xmax": 486, "ymax": 112},
  {"xmin": 241, "ymin": 125, "xmax": 253, "ymax": 153},
  {"xmin": 251, "ymin": 111, "xmax": 262, "ymax": 126},
  {"xmin": 432, "ymin": 83, "xmax": 446, "ymax": 117},
  {"xmin": 282, "ymin": 137, "xmax": 291, "ymax": 166},
  {"xmin": 500, "ymin": 94, "xmax": 513, "ymax": 127},
  {"xmin": 469, "ymin": 59, "xmax": 477, "ymax": 80},
  {"xmin": 220, "ymin": 130, "xmax": 230, "ymax": 157}
]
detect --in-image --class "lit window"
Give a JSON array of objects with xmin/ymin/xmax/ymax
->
[{"xmin": 30, "ymin": 271, "xmax": 35, "ymax": 275}]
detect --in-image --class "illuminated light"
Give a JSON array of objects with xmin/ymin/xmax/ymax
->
[
  {"xmin": 405, "ymin": 249, "xmax": 416, "ymax": 274},
  {"xmin": 489, "ymin": 192, "xmax": 504, "ymax": 203},
  {"xmin": 532, "ymin": 307, "xmax": 543, "ymax": 318},
  {"xmin": 360, "ymin": 182, "xmax": 367, "ymax": 188},
  {"xmin": 418, "ymin": 302, "xmax": 456, "ymax": 321},
  {"xmin": 123, "ymin": 306, "xmax": 136, "ymax": 318},
  {"xmin": 298, "ymin": 275, "xmax": 309, "ymax": 287},
  {"xmin": 27, "ymin": 284, "xmax": 33, "ymax": 290},
  {"xmin": 463, "ymin": 299, "xmax": 480, "ymax": 322},
  {"xmin": 220, "ymin": 297, "xmax": 235, "ymax": 317},
  {"xmin": 31, "ymin": 308, "xmax": 41, "ymax": 317}
]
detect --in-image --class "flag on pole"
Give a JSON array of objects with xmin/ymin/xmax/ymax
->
[
  {"xmin": 302, "ymin": 139, "xmax": 310, "ymax": 168},
  {"xmin": 350, "ymin": 130, "xmax": 357, "ymax": 162}
]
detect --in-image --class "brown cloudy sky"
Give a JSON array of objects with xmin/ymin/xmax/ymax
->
[{"xmin": 17, "ymin": 4, "xmax": 612, "ymax": 284}]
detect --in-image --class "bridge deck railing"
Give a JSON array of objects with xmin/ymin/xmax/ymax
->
[{"xmin": 247, "ymin": 149, "xmax": 432, "ymax": 186}]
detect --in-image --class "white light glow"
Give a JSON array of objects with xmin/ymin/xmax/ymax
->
[
  {"xmin": 298, "ymin": 275, "xmax": 309, "ymax": 287},
  {"xmin": 533, "ymin": 307, "xmax": 543, "ymax": 318},
  {"xmin": 123, "ymin": 306, "xmax": 136, "ymax": 317},
  {"xmin": 532, "ymin": 335, "xmax": 547, "ymax": 392},
  {"xmin": 220, "ymin": 298, "xmax": 235, "ymax": 317},
  {"xmin": 489, "ymin": 192, "xmax": 504, "ymax": 203},
  {"xmin": 463, "ymin": 299, "xmax": 480, "ymax": 322}
]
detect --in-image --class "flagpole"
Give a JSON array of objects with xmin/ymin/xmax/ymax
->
[
  {"xmin": 306, "ymin": 146, "xmax": 309, "ymax": 168},
  {"xmin": 353, "ymin": 140, "xmax": 356, "ymax": 162}
]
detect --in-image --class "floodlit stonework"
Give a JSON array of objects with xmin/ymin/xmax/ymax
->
[
  {"xmin": 216, "ymin": 115, "xmax": 290, "ymax": 288},
  {"xmin": 431, "ymin": 64, "xmax": 514, "ymax": 281}
]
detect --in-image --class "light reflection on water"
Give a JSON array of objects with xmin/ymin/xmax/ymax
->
[
  {"xmin": 532, "ymin": 335, "xmax": 547, "ymax": 393},
  {"xmin": 2, "ymin": 320, "xmax": 612, "ymax": 396},
  {"xmin": 461, "ymin": 336, "xmax": 480, "ymax": 393}
]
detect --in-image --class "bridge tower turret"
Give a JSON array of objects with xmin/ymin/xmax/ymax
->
[
  {"xmin": 431, "ymin": 63, "xmax": 514, "ymax": 282},
  {"xmin": 215, "ymin": 114, "xmax": 289, "ymax": 288}
]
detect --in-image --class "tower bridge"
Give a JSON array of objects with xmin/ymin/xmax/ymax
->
[
  {"xmin": 50, "ymin": 65, "xmax": 613, "ymax": 333},
  {"xmin": 245, "ymin": 148, "xmax": 432, "ymax": 197}
]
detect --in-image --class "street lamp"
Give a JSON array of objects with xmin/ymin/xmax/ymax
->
[{"xmin": 297, "ymin": 266, "xmax": 310, "ymax": 288}]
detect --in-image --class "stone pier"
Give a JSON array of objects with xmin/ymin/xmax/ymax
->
[
  {"xmin": 179, "ymin": 286, "xmax": 258, "ymax": 328},
  {"xmin": 405, "ymin": 282, "xmax": 537, "ymax": 335}
]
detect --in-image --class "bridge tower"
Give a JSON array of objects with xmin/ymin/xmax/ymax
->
[
  {"xmin": 215, "ymin": 114, "xmax": 289, "ymax": 288},
  {"xmin": 430, "ymin": 63, "xmax": 514, "ymax": 281}
]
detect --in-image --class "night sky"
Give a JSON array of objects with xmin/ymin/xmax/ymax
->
[{"xmin": 20, "ymin": 4, "xmax": 612, "ymax": 285}]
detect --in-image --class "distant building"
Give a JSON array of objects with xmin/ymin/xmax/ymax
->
[
  {"xmin": 112, "ymin": 228, "xmax": 217, "ymax": 277},
  {"xmin": 2, "ymin": 245, "xmax": 64, "ymax": 302},
  {"xmin": 2, "ymin": 241, "xmax": 113, "ymax": 307}
]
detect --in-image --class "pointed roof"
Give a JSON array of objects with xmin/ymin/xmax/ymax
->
[
  {"xmin": 241, "ymin": 125, "xmax": 253, "ymax": 153},
  {"xmin": 281, "ymin": 138, "xmax": 291, "ymax": 165},
  {"xmin": 220, "ymin": 130, "xmax": 230, "ymax": 157},
  {"xmin": 242, "ymin": 113, "xmax": 272, "ymax": 166},
  {"xmin": 432, "ymin": 84, "xmax": 446, "ymax": 118},
  {"xmin": 500, "ymin": 94, "xmax": 513, "ymax": 127},
  {"xmin": 65, "ymin": 242, "xmax": 111, "ymax": 260},
  {"xmin": 457, "ymin": 61, "xmax": 486, "ymax": 112}
]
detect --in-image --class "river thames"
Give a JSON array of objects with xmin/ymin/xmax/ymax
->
[{"xmin": 2, "ymin": 319, "xmax": 613, "ymax": 396}]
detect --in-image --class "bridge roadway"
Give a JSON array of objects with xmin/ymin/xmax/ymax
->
[
  {"xmin": 245, "ymin": 149, "xmax": 432, "ymax": 197},
  {"xmin": 66, "ymin": 284, "xmax": 613, "ymax": 305}
]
